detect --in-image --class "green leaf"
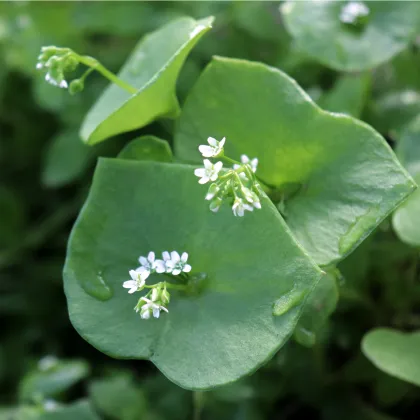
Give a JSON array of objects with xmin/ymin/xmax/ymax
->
[
  {"xmin": 318, "ymin": 73, "xmax": 371, "ymax": 118},
  {"xmin": 64, "ymin": 159, "xmax": 322, "ymax": 389},
  {"xmin": 367, "ymin": 90, "xmax": 420, "ymax": 138},
  {"xmin": 362, "ymin": 328, "xmax": 420, "ymax": 387},
  {"xmin": 174, "ymin": 57, "xmax": 415, "ymax": 266},
  {"xmin": 39, "ymin": 400, "xmax": 100, "ymax": 420},
  {"xmin": 118, "ymin": 136, "xmax": 172, "ymax": 162},
  {"xmin": 281, "ymin": 1, "xmax": 420, "ymax": 71},
  {"xmin": 42, "ymin": 130, "xmax": 92, "ymax": 188},
  {"xmin": 19, "ymin": 359, "xmax": 89, "ymax": 401},
  {"xmin": 294, "ymin": 270, "xmax": 339, "ymax": 347},
  {"xmin": 80, "ymin": 16, "xmax": 213, "ymax": 145},
  {"xmin": 89, "ymin": 375, "xmax": 147, "ymax": 420},
  {"xmin": 393, "ymin": 117, "xmax": 420, "ymax": 246}
]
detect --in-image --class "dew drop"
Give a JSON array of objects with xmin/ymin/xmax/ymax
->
[{"xmin": 78, "ymin": 270, "xmax": 113, "ymax": 301}]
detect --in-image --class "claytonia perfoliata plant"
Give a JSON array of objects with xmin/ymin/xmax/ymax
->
[
  {"xmin": 195, "ymin": 137, "xmax": 263, "ymax": 217},
  {"xmin": 123, "ymin": 251, "xmax": 192, "ymax": 320}
]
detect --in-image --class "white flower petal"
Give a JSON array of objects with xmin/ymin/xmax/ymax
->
[
  {"xmin": 148, "ymin": 251, "xmax": 155, "ymax": 262},
  {"xmin": 171, "ymin": 251, "xmax": 180, "ymax": 263},
  {"xmin": 129, "ymin": 286, "xmax": 138, "ymax": 294},
  {"xmin": 183, "ymin": 264, "xmax": 192, "ymax": 273},
  {"xmin": 141, "ymin": 310, "xmax": 150, "ymax": 319},
  {"xmin": 210, "ymin": 173, "xmax": 218, "ymax": 182},
  {"xmin": 194, "ymin": 168, "xmax": 206, "ymax": 177},
  {"xmin": 155, "ymin": 260, "xmax": 166, "ymax": 273},
  {"xmin": 214, "ymin": 161, "xmax": 223, "ymax": 172},
  {"xmin": 129, "ymin": 270, "xmax": 139, "ymax": 281},
  {"xmin": 199, "ymin": 145, "xmax": 214, "ymax": 157},
  {"xmin": 207, "ymin": 137, "xmax": 218, "ymax": 147},
  {"xmin": 153, "ymin": 307, "xmax": 160, "ymax": 318},
  {"xmin": 123, "ymin": 280, "xmax": 136, "ymax": 289},
  {"xmin": 203, "ymin": 159, "xmax": 212, "ymax": 169},
  {"xmin": 139, "ymin": 256, "xmax": 148, "ymax": 266},
  {"xmin": 162, "ymin": 251, "xmax": 170, "ymax": 261},
  {"xmin": 161, "ymin": 306, "xmax": 169, "ymax": 313},
  {"xmin": 219, "ymin": 137, "xmax": 226, "ymax": 148},
  {"xmin": 199, "ymin": 176, "xmax": 209, "ymax": 184},
  {"xmin": 140, "ymin": 270, "xmax": 150, "ymax": 281},
  {"xmin": 181, "ymin": 252, "xmax": 188, "ymax": 262},
  {"xmin": 172, "ymin": 269, "xmax": 181, "ymax": 275}
]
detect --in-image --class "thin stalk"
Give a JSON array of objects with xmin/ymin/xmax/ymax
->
[{"xmin": 76, "ymin": 54, "xmax": 137, "ymax": 94}]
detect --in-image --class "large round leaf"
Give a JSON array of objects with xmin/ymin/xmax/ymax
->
[
  {"xmin": 174, "ymin": 57, "xmax": 415, "ymax": 266},
  {"xmin": 80, "ymin": 16, "xmax": 213, "ymax": 145},
  {"xmin": 281, "ymin": 1, "xmax": 420, "ymax": 71},
  {"xmin": 362, "ymin": 328, "xmax": 420, "ymax": 387},
  {"xmin": 64, "ymin": 159, "xmax": 322, "ymax": 389}
]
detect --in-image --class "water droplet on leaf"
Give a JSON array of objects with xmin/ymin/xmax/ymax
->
[{"xmin": 78, "ymin": 270, "xmax": 113, "ymax": 301}]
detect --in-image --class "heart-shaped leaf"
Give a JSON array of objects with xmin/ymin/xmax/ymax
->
[
  {"xmin": 64, "ymin": 159, "xmax": 322, "ymax": 389},
  {"xmin": 362, "ymin": 328, "xmax": 420, "ymax": 387},
  {"xmin": 80, "ymin": 16, "xmax": 213, "ymax": 145},
  {"xmin": 281, "ymin": 1, "xmax": 420, "ymax": 71},
  {"xmin": 174, "ymin": 57, "xmax": 415, "ymax": 266}
]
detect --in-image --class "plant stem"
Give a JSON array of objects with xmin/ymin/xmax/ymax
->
[
  {"xmin": 76, "ymin": 54, "xmax": 137, "ymax": 94},
  {"xmin": 221, "ymin": 155, "xmax": 240, "ymax": 166}
]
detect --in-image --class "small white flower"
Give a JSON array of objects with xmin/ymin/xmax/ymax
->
[
  {"xmin": 59, "ymin": 79, "xmax": 68, "ymax": 89},
  {"xmin": 36, "ymin": 62, "xmax": 43, "ymax": 70},
  {"xmin": 198, "ymin": 136, "xmax": 225, "ymax": 158},
  {"xmin": 43, "ymin": 400, "xmax": 58, "ymax": 412},
  {"xmin": 194, "ymin": 159, "xmax": 223, "ymax": 184},
  {"xmin": 137, "ymin": 296, "xmax": 168, "ymax": 319},
  {"xmin": 137, "ymin": 251, "xmax": 163, "ymax": 281},
  {"xmin": 232, "ymin": 198, "xmax": 254, "ymax": 217},
  {"xmin": 123, "ymin": 269, "xmax": 146, "ymax": 294},
  {"xmin": 166, "ymin": 251, "xmax": 192, "ymax": 275},
  {"xmin": 205, "ymin": 183, "xmax": 220, "ymax": 201},
  {"xmin": 233, "ymin": 154, "xmax": 258, "ymax": 173},
  {"xmin": 340, "ymin": 1, "xmax": 369, "ymax": 24}
]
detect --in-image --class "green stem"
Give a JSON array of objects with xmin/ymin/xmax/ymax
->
[
  {"xmin": 76, "ymin": 54, "xmax": 137, "ymax": 94},
  {"xmin": 221, "ymin": 155, "xmax": 240, "ymax": 166}
]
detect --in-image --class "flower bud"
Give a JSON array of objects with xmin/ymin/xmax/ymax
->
[{"xmin": 69, "ymin": 79, "xmax": 84, "ymax": 95}]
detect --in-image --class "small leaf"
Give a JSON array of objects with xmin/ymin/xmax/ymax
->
[
  {"xmin": 39, "ymin": 400, "xmax": 100, "ymax": 420},
  {"xmin": 80, "ymin": 16, "xmax": 213, "ymax": 145},
  {"xmin": 64, "ymin": 159, "xmax": 322, "ymax": 389},
  {"xmin": 42, "ymin": 130, "xmax": 92, "ymax": 188},
  {"xmin": 281, "ymin": 1, "xmax": 420, "ymax": 71},
  {"xmin": 89, "ymin": 375, "xmax": 147, "ymax": 420},
  {"xmin": 318, "ymin": 73, "xmax": 371, "ymax": 118},
  {"xmin": 362, "ymin": 328, "xmax": 420, "ymax": 387},
  {"xmin": 19, "ymin": 359, "xmax": 89, "ymax": 401},
  {"xmin": 118, "ymin": 136, "xmax": 172, "ymax": 162},
  {"xmin": 174, "ymin": 57, "xmax": 415, "ymax": 266}
]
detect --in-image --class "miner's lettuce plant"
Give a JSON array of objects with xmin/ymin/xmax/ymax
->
[{"xmin": 36, "ymin": 13, "xmax": 418, "ymax": 391}]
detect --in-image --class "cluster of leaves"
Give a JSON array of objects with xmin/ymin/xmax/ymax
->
[{"xmin": 2, "ymin": 1, "xmax": 420, "ymax": 419}]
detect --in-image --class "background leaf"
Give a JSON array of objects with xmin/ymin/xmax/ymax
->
[
  {"xmin": 118, "ymin": 136, "xmax": 172, "ymax": 162},
  {"xmin": 281, "ymin": 1, "xmax": 420, "ymax": 71},
  {"xmin": 362, "ymin": 328, "xmax": 420, "ymax": 387}
]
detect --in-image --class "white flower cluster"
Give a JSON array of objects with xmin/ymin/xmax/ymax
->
[
  {"xmin": 195, "ymin": 137, "xmax": 263, "ymax": 217},
  {"xmin": 36, "ymin": 46, "xmax": 79, "ymax": 90},
  {"xmin": 123, "ymin": 251, "xmax": 191, "ymax": 320}
]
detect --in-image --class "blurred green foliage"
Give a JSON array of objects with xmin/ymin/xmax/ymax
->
[{"xmin": 1, "ymin": 1, "xmax": 420, "ymax": 419}]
